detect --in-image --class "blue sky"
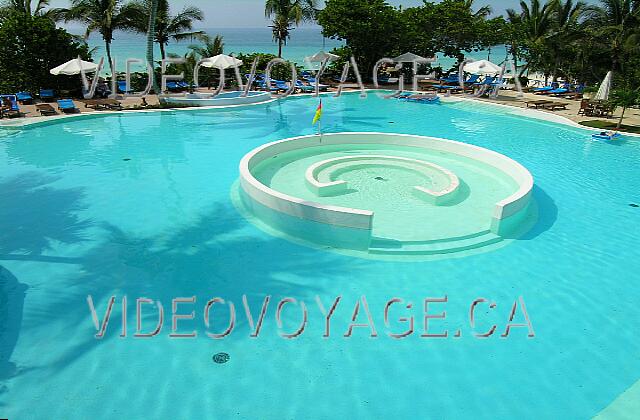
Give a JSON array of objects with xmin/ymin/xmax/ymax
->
[{"xmin": 51, "ymin": 0, "xmax": 542, "ymax": 29}]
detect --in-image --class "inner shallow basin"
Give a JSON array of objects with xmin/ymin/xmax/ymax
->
[{"xmin": 238, "ymin": 132, "xmax": 535, "ymax": 257}]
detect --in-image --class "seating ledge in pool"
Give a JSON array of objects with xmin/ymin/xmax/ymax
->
[{"xmin": 239, "ymin": 132, "xmax": 534, "ymax": 248}]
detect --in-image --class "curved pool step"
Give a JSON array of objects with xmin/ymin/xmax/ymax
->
[{"xmin": 368, "ymin": 231, "xmax": 502, "ymax": 255}]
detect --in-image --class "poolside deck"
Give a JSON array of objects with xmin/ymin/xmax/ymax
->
[{"xmin": 2, "ymin": 86, "xmax": 639, "ymax": 131}]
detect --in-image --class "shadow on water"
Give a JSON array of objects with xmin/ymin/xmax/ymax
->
[
  {"xmin": 0, "ymin": 173, "xmax": 91, "ymax": 256},
  {"xmin": 0, "ymin": 172, "xmax": 364, "ymax": 376},
  {"xmin": 519, "ymin": 186, "xmax": 558, "ymax": 240},
  {"xmin": 0, "ymin": 266, "xmax": 28, "ymax": 401}
]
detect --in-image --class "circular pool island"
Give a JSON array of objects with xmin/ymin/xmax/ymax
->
[{"xmin": 236, "ymin": 132, "xmax": 534, "ymax": 258}]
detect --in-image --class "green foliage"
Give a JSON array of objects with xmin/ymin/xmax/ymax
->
[
  {"xmin": 506, "ymin": 0, "xmax": 640, "ymax": 84},
  {"xmin": 609, "ymin": 83, "xmax": 640, "ymax": 128},
  {"xmin": 63, "ymin": 0, "xmax": 143, "ymax": 76},
  {"xmin": 403, "ymin": 0, "xmax": 505, "ymax": 63},
  {"xmin": 126, "ymin": 0, "xmax": 205, "ymax": 60},
  {"xmin": 319, "ymin": 0, "xmax": 508, "ymax": 78},
  {"xmin": 265, "ymin": 0, "xmax": 317, "ymax": 57},
  {"xmin": 318, "ymin": 0, "xmax": 403, "ymax": 78},
  {"xmin": 0, "ymin": 11, "xmax": 90, "ymax": 93}
]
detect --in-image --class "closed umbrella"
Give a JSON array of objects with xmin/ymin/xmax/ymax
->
[
  {"xmin": 201, "ymin": 54, "xmax": 243, "ymax": 70},
  {"xmin": 463, "ymin": 59, "xmax": 502, "ymax": 75},
  {"xmin": 594, "ymin": 71, "xmax": 612, "ymax": 101},
  {"xmin": 50, "ymin": 58, "xmax": 98, "ymax": 75}
]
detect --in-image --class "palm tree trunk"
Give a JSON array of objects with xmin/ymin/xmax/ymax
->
[
  {"xmin": 146, "ymin": 0, "xmax": 160, "ymax": 93},
  {"xmin": 616, "ymin": 106, "xmax": 626, "ymax": 129},
  {"xmin": 105, "ymin": 40, "xmax": 115, "ymax": 79},
  {"xmin": 160, "ymin": 43, "xmax": 166, "ymax": 61},
  {"xmin": 278, "ymin": 38, "xmax": 283, "ymax": 58}
]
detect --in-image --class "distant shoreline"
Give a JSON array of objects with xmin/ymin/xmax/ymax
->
[{"xmin": 67, "ymin": 26, "xmax": 497, "ymax": 73}]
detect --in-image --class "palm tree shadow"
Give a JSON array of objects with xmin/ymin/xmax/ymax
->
[
  {"xmin": 0, "ymin": 172, "xmax": 92, "ymax": 256},
  {"xmin": 16, "ymin": 200, "xmax": 364, "ymax": 373},
  {"xmin": 0, "ymin": 266, "xmax": 28, "ymax": 385}
]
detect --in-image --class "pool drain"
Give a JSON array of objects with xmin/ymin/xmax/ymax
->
[{"xmin": 212, "ymin": 352, "xmax": 230, "ymax": 364}]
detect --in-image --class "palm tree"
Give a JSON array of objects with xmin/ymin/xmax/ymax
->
[
  {"xmin": 265, "ymin": 0, "xmax": 317, "ymax": 57},
  {"xmin": 188, "ymin": 34, "xmax": 224, "ymax": 88},
  {"xmin": 63, "ymin": 0, "xmax": 141, "ymax": 77},
  {"xmin": 547, "ymin": 0, "xmax": 590, "ymax": 80},
  {"xmin": 590, "ymin": 0, "xmax": 640, "ymax": 72},
  {"xmin": 462, "ymin": 0, "xmax": 492, "ymax": 19},
  {"xmin": 188, "ymin": 34, "xmax": 224, "ymax": 58},
  {"xmin": 610, "ymin": 85, "xmax": 639, "ymax": 128},
  {"xmin": 128, "ymin": 0, "xmax": 205, "ymax": 60},
  {"xmin": 145, "ymin": 0, "xmax": 159, "ymax": 92},
  {"xmin": 508, "ymin": 0, "xmax": 558, "ymax": 77},
  {"xmin": 506, "ymin": 8, "xmax": 525, "ymax": 71},
  {"xmin": 0, "ymin": 0, "xmax": 65, "ymax": 20}
]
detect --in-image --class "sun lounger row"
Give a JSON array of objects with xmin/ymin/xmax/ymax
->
[
  {"xmin": 83, "ymin": 98, "xmax": 124, "ymax": 111},
  {"xmin": 248, "ymin": 73, "xmax": 327, "ymax": 93},
  {"xmin": 524, "ymin": 99, "xmax": 569, "ymax": 110},
  {"xmin": 1, "ymin": 95, "xmax": 22, "ymax": 118},
  {"xmin": 532, "ymin": 82, "xmax": 585, "ymax": 98},
  {"xmin": 8, "ymin": 90, "xmax": 54, "ymax": 104}
]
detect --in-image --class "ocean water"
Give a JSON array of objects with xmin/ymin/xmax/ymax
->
[
  {"xmin": 80, "ymin": 27, "xmax": 344, "ymax": 71},
  {"xmin": 78, "ymin": 27, "xmax": 495, "ymax": 73},
  {"xmin": 3, "ymin": 92, "xmax": 638, "ymax": 418}
]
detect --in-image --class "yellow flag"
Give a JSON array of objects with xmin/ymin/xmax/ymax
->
[{"xmin": 312, "ymin": 99, "xmax": 323, "ymax": 125}]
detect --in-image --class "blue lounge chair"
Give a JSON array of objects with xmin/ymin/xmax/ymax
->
[
  {"xmin": 117, "ymin": 81, "xmax": 133, "ymax": 94},
  {"xmin": 40, "ymin": 89, "xmax": 56, "ymax": 101},
  {"xmin": 474, "ymin": 76, "xmax": 496, "ymax": 86},
  {"xmin": 57, "ymin": 99, "xmax": 79, "ymax": 113},
  {"xmin": 295, "ymin": 80, "xmax": 315, "ymax": 93},
  {"xmin": 165, "ymin": 81, "xmax": 185, "ymax": 91},
  {"xmin": 439, "ymin": 74, "xmax": 460, "ymax": 84},
  {"xmin": 433, "ymin": 85, "xmax": 464, "ymax": 93},
  {"xmin": 272, "ymin": 80, "xmax": 291, "ymax": 91},
  {"xmin": 257, "ymin": 80, "xmax": 279, "ymax": 92},
  {"xmin": 533, "ymin": 82, "xmax": 558, "ymax": 94},
  {"xmin": 16, "ymin": 91, "xmax": 33, "ymax": 104},
  {"xmin": 463, "ymin": 74, "xmax": 481, "ymax": 84},
  {"xmin": 549, "ymin": 83, "xmax": 571, "ymax": 95},
  {"xmin": 0, "ymin": 94, "xmax": 22, "ymax": 118}
]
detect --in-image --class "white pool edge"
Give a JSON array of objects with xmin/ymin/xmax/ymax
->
[
  {"xmin": 4, "ymin": 88, "xmax": 638, "ymax": 138},
  {"xmin": 239, "ymin": 132, "xmax": 534, "ymax": 235}
]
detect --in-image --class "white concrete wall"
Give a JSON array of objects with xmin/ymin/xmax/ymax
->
[{"xmin": 239, "ymin": 132, "xmax": 534, "ymax": 234}]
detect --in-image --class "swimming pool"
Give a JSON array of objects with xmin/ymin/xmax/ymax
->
[{"xmin": 1, "ymin": 92, "xmax": 639, "ymax": 418}]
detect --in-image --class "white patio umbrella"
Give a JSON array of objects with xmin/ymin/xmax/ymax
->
[
  {"xmin": 50, "ymin": 58, "xmax": 98, "ymax": 75},
  {"xmin": 393, "ymin": 52, "xmax": 436, "ymax": 63},
  {"xmin": 201, "ymin": 54, "xmax": 243, "ymax": 70},
  {"xmin": 306, "ymin": 50, "xmax": 339, "ymax": 62},
  {"xmin": 463, "ymin": 59, "xmax": 502, "ymax": 75},
  {"xmin": 594, "ymin": 71, "xmax": 612, "ymax": 101}
]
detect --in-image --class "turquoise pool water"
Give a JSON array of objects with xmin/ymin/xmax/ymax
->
[{"xmin": 1, "ymin": 92, "xmax": 639, "ymax": 418}]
